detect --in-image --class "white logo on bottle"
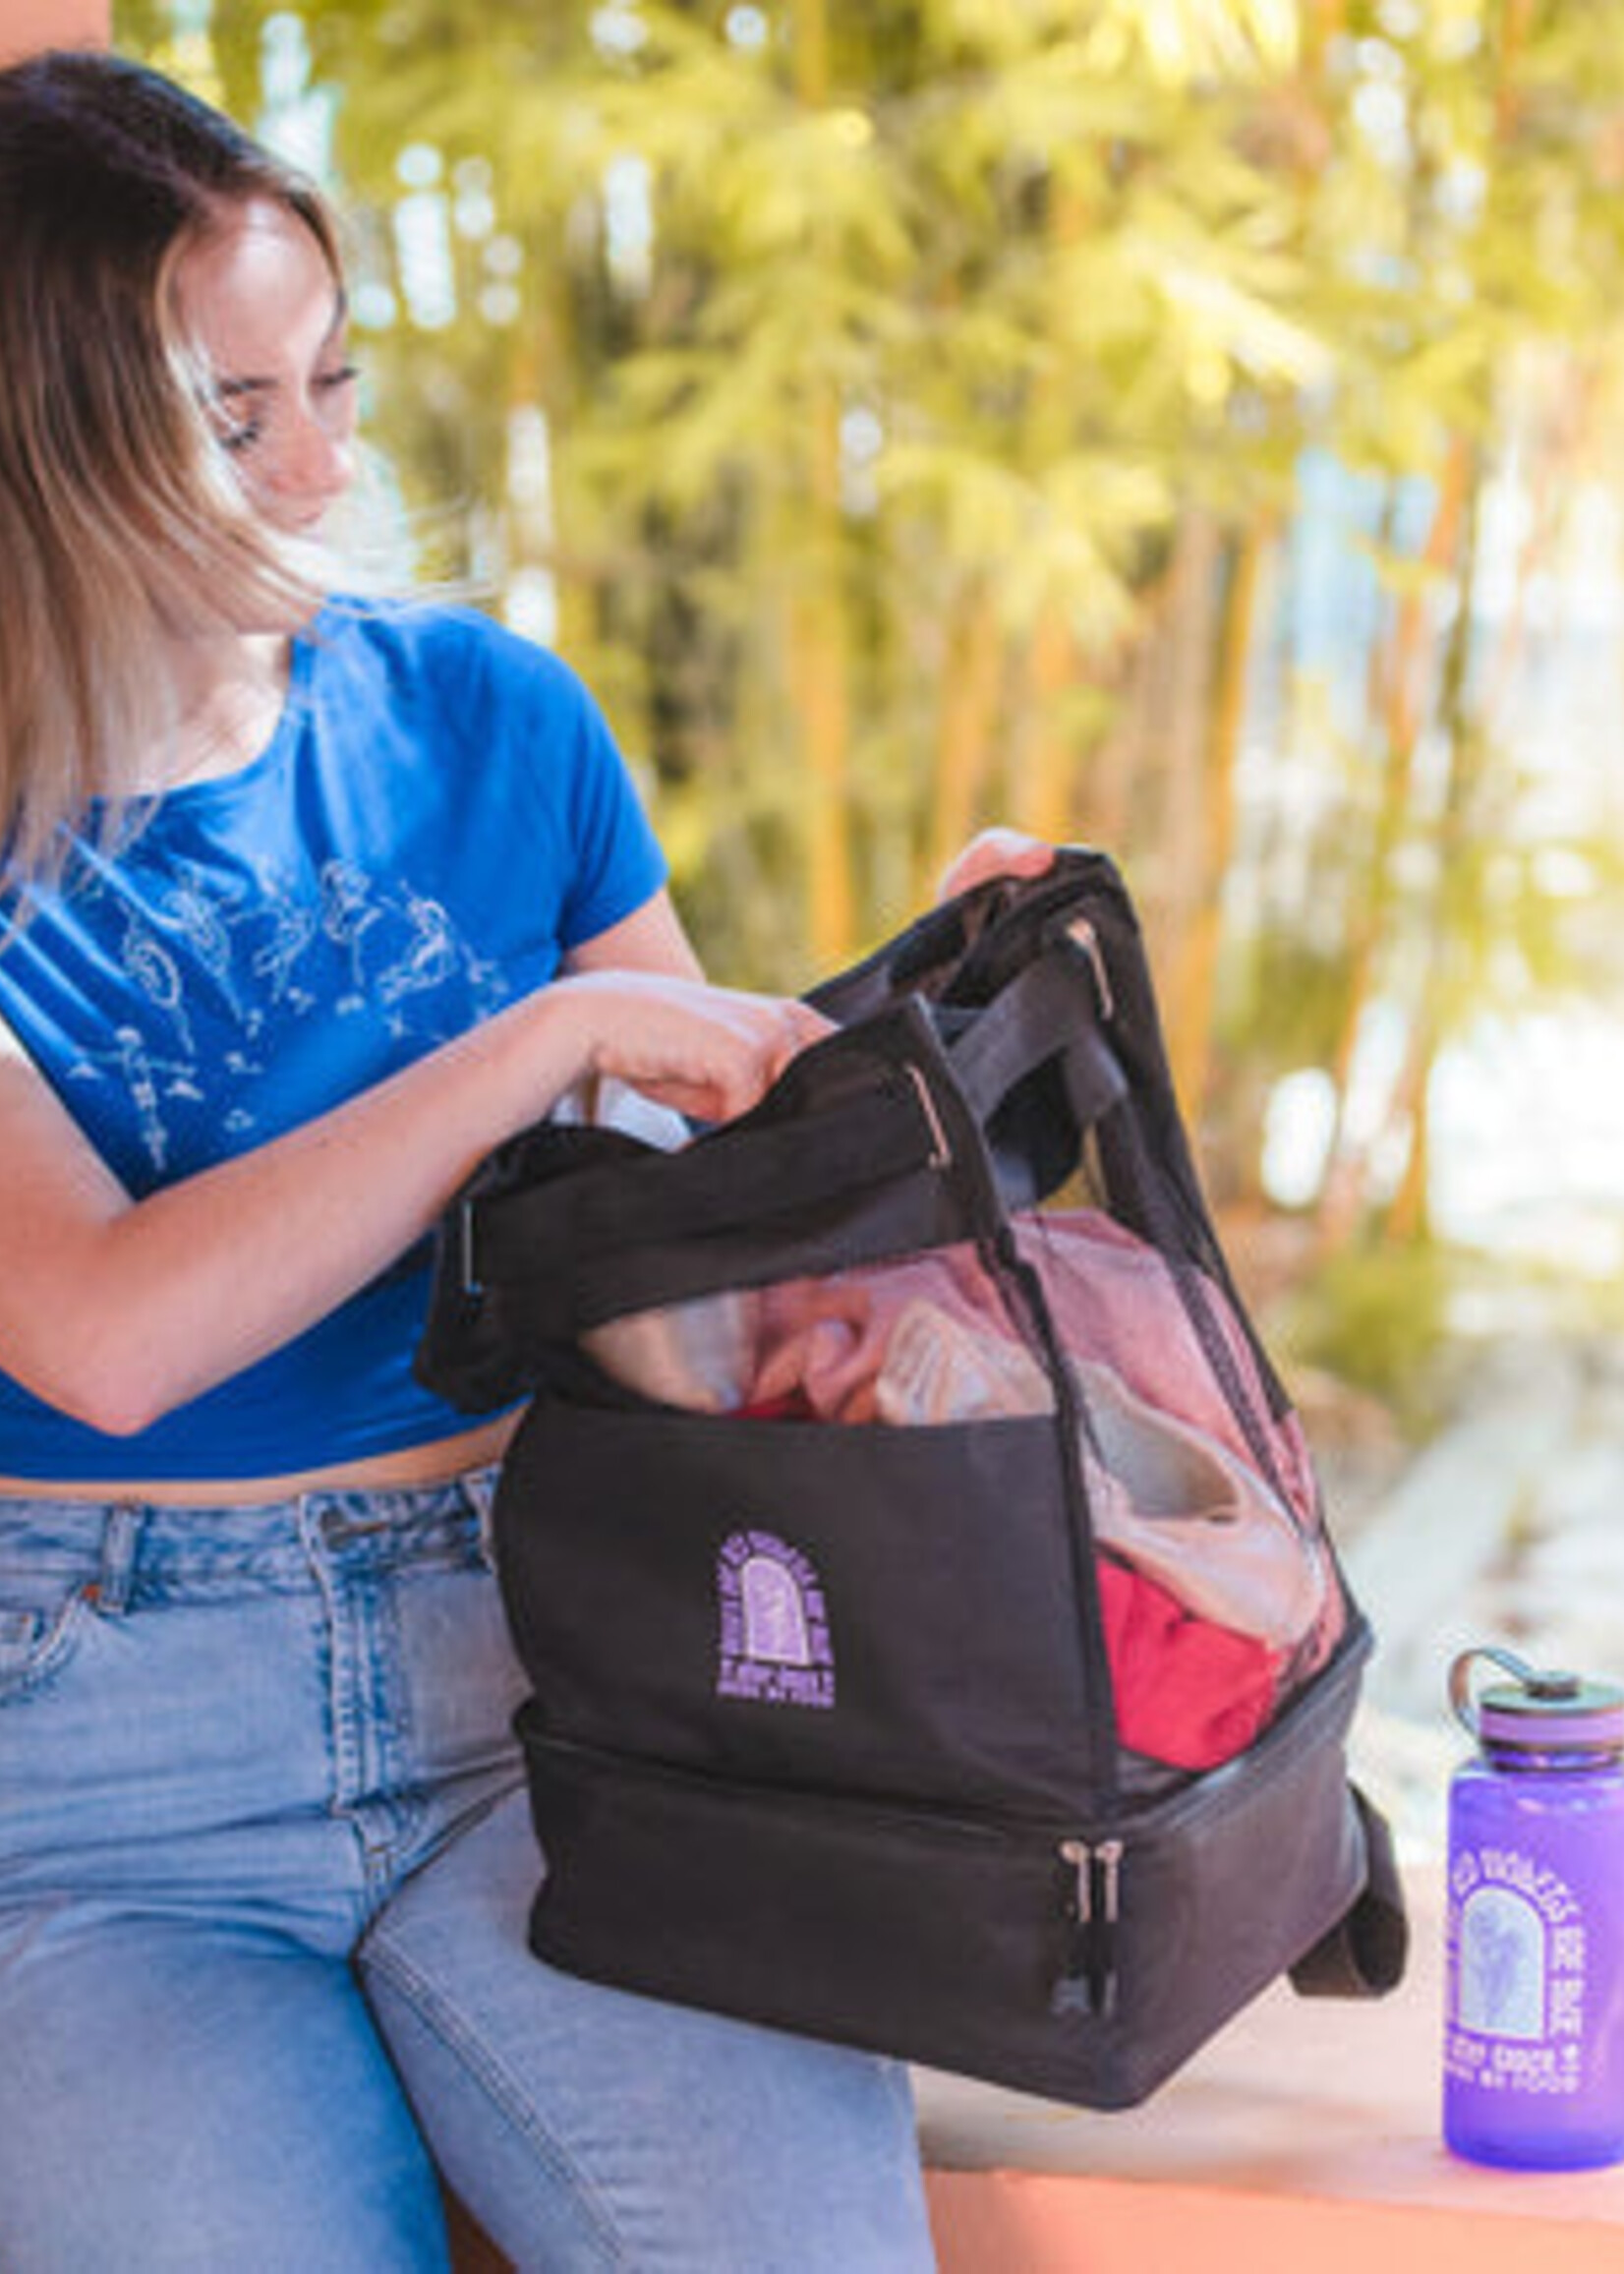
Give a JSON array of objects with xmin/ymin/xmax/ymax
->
[{"xmin": 1459, "ymin": 1886, "xmax": 1545, "ymax": 2040}]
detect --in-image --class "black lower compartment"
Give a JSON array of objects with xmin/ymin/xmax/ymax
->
[{"xmin": 516, "ymin": 1643, "xmax": 1372, "ymax": 2110}]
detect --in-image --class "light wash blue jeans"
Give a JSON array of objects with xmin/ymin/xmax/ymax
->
[{"xmin": 0, "ymin": 1475, "xmax": 935, "ymax": 2272}]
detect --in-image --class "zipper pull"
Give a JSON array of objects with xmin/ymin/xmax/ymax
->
[
  {"xmin": 1051, "ymin": 1837, "xmax": 1124, "ymax": 2019},
  {"xmin": 1095, "ymin": 1837, "xmax": 1124, "ymax": 2019},
  {"xmin": 1052, "ymin": 1838, "xmax": 1094, "ymax": 2017}
]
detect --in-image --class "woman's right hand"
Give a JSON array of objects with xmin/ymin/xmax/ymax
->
[{"xmin": 548, "ymin": 968, "xmax": 831, "ymax": 1126}]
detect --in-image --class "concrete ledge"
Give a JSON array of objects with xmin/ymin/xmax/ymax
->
[{"xmin": 924, "ymin": 2170, "xmax": 1615, "ymax": 2274}]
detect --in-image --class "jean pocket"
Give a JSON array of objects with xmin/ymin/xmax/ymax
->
[{"xmin": 0, "ymin": 1582, "xmax": 95, "ymax": 1704}]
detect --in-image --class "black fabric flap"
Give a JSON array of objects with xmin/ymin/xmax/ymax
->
[{"xmin": 1288, "ymin": 1784, "xmax": 1410, "ymax": 1999}]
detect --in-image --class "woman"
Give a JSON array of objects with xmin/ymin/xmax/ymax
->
[{"xmin": 0, "ymin": 48, "xmax": 1023, "ymax": 2271}]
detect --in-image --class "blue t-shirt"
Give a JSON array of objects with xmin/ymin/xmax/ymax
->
[{"xmin": 0, "ymin": 601, "xmax": 667, "ymax": 1480}]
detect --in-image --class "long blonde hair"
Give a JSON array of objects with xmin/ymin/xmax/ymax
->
[{"xmin": 0, "ymin": 50, "xmax": 346, "ymax": 886}]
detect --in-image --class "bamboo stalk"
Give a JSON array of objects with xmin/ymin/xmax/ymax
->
[
  {"xmin": 925, "ymin": 583, "xmax": 1003, "ymax": 893},
  {"xmin": 1166, "ymin": 517, "xmax": 1272, "ymax": 1119},
  {"xmin": 787, "ymin": 0, "xmax": 855, "ymax": 966},
  {"xmin": 1315, "ymin": 434, "xmax": 1473, "ymax": 1251}
]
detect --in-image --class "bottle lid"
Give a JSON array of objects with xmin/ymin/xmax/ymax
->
[{"xmin": 1450, "ymin": 1646, "xmax": 1624, "ymax": 1753}]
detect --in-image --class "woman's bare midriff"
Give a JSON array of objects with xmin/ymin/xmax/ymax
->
[{"xmin": 0, "ymin": 1411, "xmax": 522, "ymax": 1505}]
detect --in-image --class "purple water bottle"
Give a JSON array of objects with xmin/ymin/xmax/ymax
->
[{"xmin": 1443, "ymin": 1645, "xmax": 1624, "ymax": 2170}]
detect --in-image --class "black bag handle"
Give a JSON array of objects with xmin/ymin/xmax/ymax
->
[
  {"xmin": 947, "ymin": 930, "xmax": 1127, "ymax": 1194},
  {"xmin": 455, "ymin": 1006, "xmax": 962, "ymax": 1331},
  {"xmin": 475, "ymin": 949, "xmax": 1122, "ymax": 1291},
  {"xmin": 424, "ymin": 925, "xmax": 1130, "ymax": 1379},
  {"xmin": 804, "ymin": 844, "xmax": 1130, "ymax": 1027},
  {"xmin": 418, "ymin": 1009, "xmax": 973, "ymax": 1406},
  {"xmin": 809, "ymin": 849, "xmax": 1136, "ymax": 1213},
  {"xmin": 415, "ymin": 856, "xmax": 1149, "ymax": 1417}
]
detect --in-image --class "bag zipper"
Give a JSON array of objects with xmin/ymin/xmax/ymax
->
[
  {"xmin": 526, "ymin": 1718, "xmax": 1140, "ymax": 2025},
  {"xmin": 523, "ymin": 1719, "xmax": 1015, "ymax": 1846},
  {"xmin": 1052, "ymin": 1835, "xmax": 1125, "ymax": 2017}
]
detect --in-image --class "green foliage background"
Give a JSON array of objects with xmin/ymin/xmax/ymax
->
[{"xmin": 117, "ymin": 0, "xmax": 1624, "ymax": 1401}]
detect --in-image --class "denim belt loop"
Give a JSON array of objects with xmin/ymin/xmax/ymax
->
[{"xmin": 93, "ymin": 1503, "xmax": 145, "ymax": 1615}]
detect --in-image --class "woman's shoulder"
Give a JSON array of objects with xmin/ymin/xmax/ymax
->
[{"xmin": 309, "ymin": 595, "xmax": 590, "ymax": 713}]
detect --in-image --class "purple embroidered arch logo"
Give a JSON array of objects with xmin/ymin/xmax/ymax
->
[{"xmin": 716, "ymin": 1530, "xmax": 836, "ymax": 1709}]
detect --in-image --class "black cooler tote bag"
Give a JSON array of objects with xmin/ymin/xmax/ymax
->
[{"xmin": 418, "ymin": 847, "xmax": 1407, "ymax": 2109}]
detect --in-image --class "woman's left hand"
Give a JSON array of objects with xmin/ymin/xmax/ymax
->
[{"xmin": 935, "ymin": 827, "xmax": 1057, "ymax": 904}]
